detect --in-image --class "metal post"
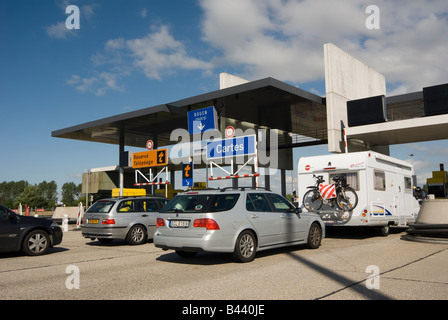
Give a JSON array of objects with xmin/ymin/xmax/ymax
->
[{"xmin": 119, "ymin": 130, "xmax": 125, "ymax": 197}]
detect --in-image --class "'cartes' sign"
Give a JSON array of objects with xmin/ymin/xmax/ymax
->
[
  {"xmin": 206, "ymin": 135, "xmax": 256, "ymax": 160},
  {"xmin": 132, "ymin": 149, "xmax": 167, "ymax": 168}
]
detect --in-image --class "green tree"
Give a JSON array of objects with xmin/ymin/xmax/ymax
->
[
  {"xmin": 17, "ymin": 185, "xmax": 47, "ymax": 209},
  {"xmin": 37, "ymin": 180, "xmax": 58, "ymax": 208},
  {"xmin": 62, "ymin": 182, "xmax": 82, "ymax": 206},
  {"xmin": 0, "ymin": 180, "xmax": 29, "ymax": 208}
]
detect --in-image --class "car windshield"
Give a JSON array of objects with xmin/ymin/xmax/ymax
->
[
  {"xmin": 87, "ymin": 200, "xmax": 115, "ymax": 213},
  {"xmin": 161, "ymin": 194, "xmax": 239, "ymax": 213}
]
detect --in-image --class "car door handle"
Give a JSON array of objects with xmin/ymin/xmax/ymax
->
[
  {"xmin": 280, "ymin": 214, "xmax": 286, "ymax": 219},
  {"xmin": 142, "ymin": 214, "xmax": 149, "ymax": 217},
  {"xmin": 250, "ymin": 214, "xmax": 259, "ymax": 219}
]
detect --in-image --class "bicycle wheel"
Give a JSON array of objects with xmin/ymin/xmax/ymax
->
[
  {"xmin": 336, "ymin": 187, "xmax": 358, "ymax": 211},
  {"xmin": 303, "ymin": 189, "xmax": 323, "ymax": 212}
]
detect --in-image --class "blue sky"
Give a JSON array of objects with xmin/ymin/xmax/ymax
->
[{"xmin": 1, "ymin": 0, "xmax": 447, "ymax": 199}]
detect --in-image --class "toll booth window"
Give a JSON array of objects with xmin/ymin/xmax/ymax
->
[
  {"xmin": 374, "ymin": 171, "xmax": 386, "ymax": 191},
  {"xmin": 266, "ymin": 193, "xmax": 295, "ymax": 213},
  {"xmin": 210, "ymin": 194, "xmax": 240, "ymax": 212},
  {"xmin": 330, "ymin": 172, "xmax": 359, "ymax": 190},
  {"xmin": 246, "ymin": 193, "xmax": 271, "ymax": 212}
]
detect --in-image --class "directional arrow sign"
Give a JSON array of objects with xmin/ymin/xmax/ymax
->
[
  {"xmin": 206, "ymin": 135, "xmax": 256, "ymax": 160},
  {"xmin": 187, "ymin": 106, "xmax": 217, "ymax": 134}
]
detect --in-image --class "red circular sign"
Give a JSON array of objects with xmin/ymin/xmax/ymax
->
[
  {"xmin": 305, "ymin": 165, "xmax": 311, "ymax": 171},
  {"xmin": 225, "ymin": 126, "xmax": 235, "ymax": 138},
  {"xmin": 146, "ymin": 140, "xmax": 154, "ymax": 150}
]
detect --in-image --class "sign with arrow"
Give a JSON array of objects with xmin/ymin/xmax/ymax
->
[
  {"xmin": 187, "ymin": 106, "xmax": 218, "ymax": 134},
  {"xmin": 182, "ymin": 162, "xmax": 193, "ymax": 187}
]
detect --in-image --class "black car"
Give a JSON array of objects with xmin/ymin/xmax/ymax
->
[{"xmin": 0, "ymin": 204, "xmax": 63, "ymax": 256}]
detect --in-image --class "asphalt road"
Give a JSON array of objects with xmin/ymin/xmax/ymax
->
[{"xmin": 1, "ymin": 226, "xmax": 447, "ymax": 301}]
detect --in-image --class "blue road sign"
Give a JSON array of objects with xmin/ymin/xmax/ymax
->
[
  {"xmin": 206, "ymin": 135, "xmax": 256, "ymax": 160},
  {"xmin": 182, "ymin": 162, "xmax": 193, "ymax": 187},
  {"xmin": 187, "ymin": 106, "xmax": 217, "ymax": 134}
]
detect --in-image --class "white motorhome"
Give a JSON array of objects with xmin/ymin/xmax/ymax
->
[{"xmin": 297, "ymin": 151, "xmax": 420, "ymax": 235}]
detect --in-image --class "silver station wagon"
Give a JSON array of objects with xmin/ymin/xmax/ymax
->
[
  {"xmin": 81, "ymin": 196, "xmax": 168, "ymax": 245},
  {"xmin": 154, "ymin": 188, "xmax": 325, "ymax": 262}
]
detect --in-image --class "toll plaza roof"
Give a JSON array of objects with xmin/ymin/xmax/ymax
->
[
  {"xmin": 52, "ymin": 76, "xmax": 446, "ymax": 155},
  {"xmin": 51, "ymin": 77, "xmax": 327, "ymax": 149}
]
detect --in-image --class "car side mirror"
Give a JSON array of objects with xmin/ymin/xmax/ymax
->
[{"xmin": 7, "ymin": 212, "xmax": 19, "ymax": 222}]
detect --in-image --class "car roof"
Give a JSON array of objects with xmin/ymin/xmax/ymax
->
[
  {"xmin": 179, "ymin": 187, "xmax": 273, "ymax": 195},
  {"xmin": 99, "ymin": 196, "xmax": 168, "ymax": 201}
]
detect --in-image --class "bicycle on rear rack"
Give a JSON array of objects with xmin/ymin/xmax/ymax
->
[{"xmin": 302, "ymin": 174, "xmax": 358, "ymax": 212}]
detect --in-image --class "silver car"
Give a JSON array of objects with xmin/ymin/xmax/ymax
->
[
  {"xmin": 154, "ymin": 188, "xmax": 325, "ymax": 262},
  {"xmin": 81, "ymin": 196, "xmax": 168, "ymax": 245}
]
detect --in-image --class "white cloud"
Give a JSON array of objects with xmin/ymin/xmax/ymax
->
[
  {"xmin": 140, "ymin": 8, "xmax": 148, "ymax": 18},
  {"xmin": 46, "ymin": 21, "xmax": 72, "ymax": 39},
  {"xmin": 199, "ymin": 0, "xmax": 448, "ymax": 92},
  {"xmin": 67, "ymin": 0, "xmax": 448, "ymax": 96},
  {"xmin": 66, "ymin": 72, "xmax": 122, "ymax": 96},
  {"xmin": 126, "ymin": 25, "xmax": 213, "ymax": 80}
]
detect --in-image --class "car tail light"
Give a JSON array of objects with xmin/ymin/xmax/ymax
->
[
  {"xmin": 156, "ymin": 218, "xmax": 165, "ymax": 228},
  {"xmin": 193, "ymin": 218, "xmax": 220, "ymax": 230},
  {"xmin": 102, "ymin": 219, "xmax": 115, "ymax": 225}
]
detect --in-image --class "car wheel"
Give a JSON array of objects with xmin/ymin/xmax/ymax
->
[
  {"xmin": 23, "ymin": 230, "xmax": 50, "ymax": 256},
  {"xmin": 233, "ymin": 230, "xmax": 257, "ymax": 263},
  {"xmin": 306, "ymin": 223, "xmax": 322, "ymax": 249},
  {"xmin": 377, "ymin": 225, "xmax": 390, "ymax": 237},
  {"xmin": 126, "ymin": 225, "xmax": 147, "ymax": 245}
]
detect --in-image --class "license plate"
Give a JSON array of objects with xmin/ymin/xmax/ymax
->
[
  {"xmin": 88, "ymin": 219, "xmax": 99, "ymax": 224},
  {"xmin": 169, "ymin": 220, "xmax": 189, "ymax": 228}
]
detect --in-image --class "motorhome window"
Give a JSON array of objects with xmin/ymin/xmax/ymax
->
[
  {"xmin": 330, "ymin": 173, "xmax": 359, "ymax": 190},
  {"xmin": 404, "ymin": 177, "xmax": 412, "ymax": 191},
  {"xmin": 374, "ymin": 171, "xmax": 386, "ymax": 191}
]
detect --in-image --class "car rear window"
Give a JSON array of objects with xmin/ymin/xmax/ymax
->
[
  {"xmin": 87, "ymin": 200, "xmax": 115, "ymax": 213},
  {"xmin": 161, "ymin": 194, "xmax": 239, "ymax": 213}
]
